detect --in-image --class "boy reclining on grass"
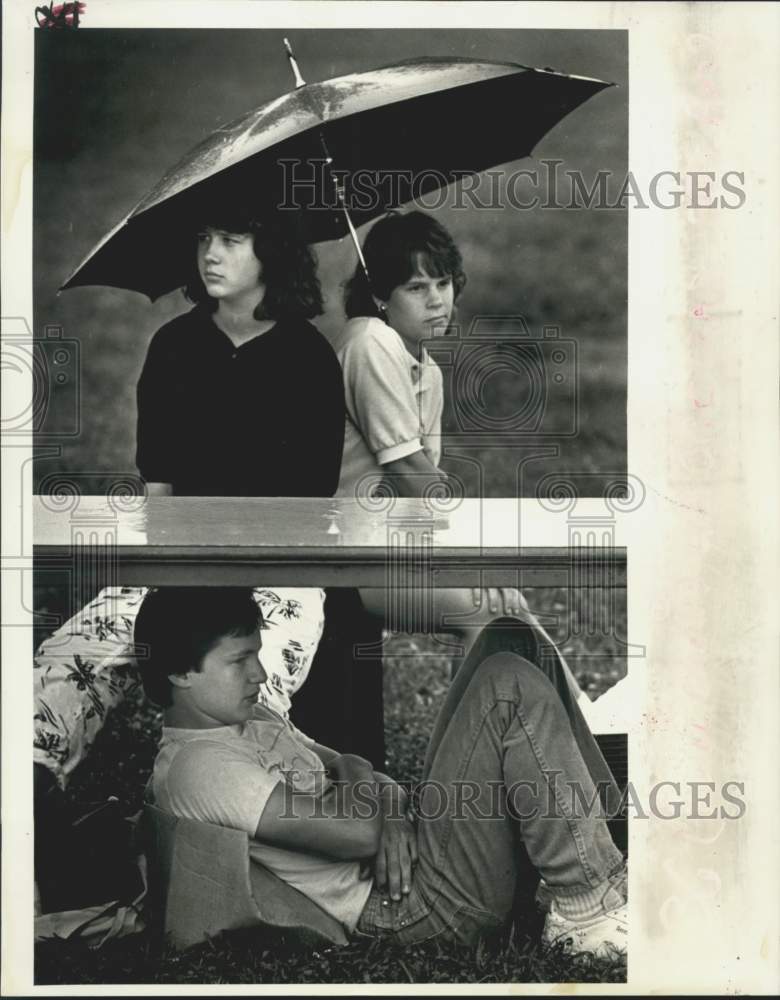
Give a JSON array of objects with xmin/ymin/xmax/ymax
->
[{"xmin": 135, "ymin": 588, "xmax": 627, "ymax": 957}]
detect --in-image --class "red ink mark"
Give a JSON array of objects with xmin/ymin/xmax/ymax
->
[
  {"xmin": 693, "ymin": 399, "xmax": 710, "ymax": 409},
  {"xmin": 35, "ymin": 2, "xmax": 85, "ymax": 28},
  {"xmin": 693, "ymin": 305, "xmax": 706, "ymax": 318}
]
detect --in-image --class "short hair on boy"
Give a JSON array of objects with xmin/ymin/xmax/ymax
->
[
  {"xmin": 344, "ymin": 210, "xmax": 467, "ymax": 319},
  {"xmin": 133, "ymin": 587, "xmax": 262, "ymax": 708},
  {"xmin": 184, "ymin": 208, "xmax": 324, "ymax": 321}
]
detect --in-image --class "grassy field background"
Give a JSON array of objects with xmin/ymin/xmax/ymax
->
[
  {"xmin": 34, "ymin": 584, "xmax": 627, "ymax": 985},
  {"xmin": 33, "ymin": 28, "xmax": 627, "ymax": 498}
]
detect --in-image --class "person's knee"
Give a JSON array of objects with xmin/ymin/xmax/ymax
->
[{"xmin": 476, "ymin": 651, "xmax": 562, "ymax": 709}]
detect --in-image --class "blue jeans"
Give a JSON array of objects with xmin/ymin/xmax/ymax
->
[{"xmin": 356, "ymin": 619, "xmax": 625, "ymax": 945}]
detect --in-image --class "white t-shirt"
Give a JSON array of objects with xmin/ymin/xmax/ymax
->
[
  {"xmin": 329, "ymin": 316, "xmax": 444, "ymax": 498},
  {"xmin": 152, "ymin": 705, "xmax": 372, "ymax": 932}
]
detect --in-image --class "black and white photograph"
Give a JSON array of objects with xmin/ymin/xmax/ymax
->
[
  {"xmin": 31, "ymin": 494, "xmax": 631, "ymax": 984},
  {"xmin": 33, "ymin": 25, "xmax": 627, "ymax": 500},
  {"xmin": 23, "ymin": 16, "xmax": 636, "ymax": 986},
  {"xmin": 2, "ymin": 1, "xmax": 779, "ymax": 996}
]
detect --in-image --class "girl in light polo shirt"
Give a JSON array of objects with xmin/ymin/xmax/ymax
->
[
  {"xmin": 330, "ymin": 213, "xmax": 595, "ymax": 722},
  {"xmin": 332, "ymin": 211, "xmax": 465, "ymax": 499}
]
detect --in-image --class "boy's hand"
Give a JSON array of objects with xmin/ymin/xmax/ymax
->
[
  {"xmin": 369, "ymin": 784, "xmax": 418, "ymax": 902},
  {"xmin": 327, "ymin": 761, "xmax": 418, "ymax": 897}
]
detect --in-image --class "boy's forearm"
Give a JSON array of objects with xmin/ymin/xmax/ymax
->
[
  {"xmin": 374, "ymin": 772, "xmax": 410, "ymax": 818},
  {"xmin": 326, "ymin": 755, "xmax": 385, "ymax": 843},
  {"xmin": 326, "ymin": 757, "xmax": 407, "ymax": 822},
  {"xmin": 328, "ymin": 754, "xmax": 380, "ymax": 808}
]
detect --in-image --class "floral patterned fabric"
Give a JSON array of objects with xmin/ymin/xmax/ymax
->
[{"xmin": 33, "ymin": 586, "xmax": 325, "ymax": 788}]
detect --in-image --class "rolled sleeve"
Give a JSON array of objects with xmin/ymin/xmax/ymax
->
[
  {"xmin": 375, "ymin": 438, "xmax": 424, "ymax": 466},
  {"xmin": 339, "ymin": 319, "xmax": 425, "ymax": 466}
]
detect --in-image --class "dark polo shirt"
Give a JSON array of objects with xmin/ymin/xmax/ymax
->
[{"xmin": 136, "ymin": 306, "xmax": 345, "ymax": 496}]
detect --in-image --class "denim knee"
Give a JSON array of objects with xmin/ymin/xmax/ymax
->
[{"xmin": 474, "ymin": 651, "xmax": 565, "ymax": 710}]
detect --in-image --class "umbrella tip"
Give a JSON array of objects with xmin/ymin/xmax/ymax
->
[{"xmin": 283, "ymin": 37, "xmax": 306, "ymax": 89}]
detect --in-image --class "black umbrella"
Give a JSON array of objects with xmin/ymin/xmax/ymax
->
[{"xmin": 61, "ymin": 50, "xmax": 611, "ymax": 299}]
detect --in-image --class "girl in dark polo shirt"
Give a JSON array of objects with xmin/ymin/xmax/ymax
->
[{"xmin": 136, "ymin": 210, "xmax": 345, "ymax": 497}]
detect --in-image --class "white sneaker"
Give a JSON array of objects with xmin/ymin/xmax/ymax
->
[{"xmin": 542, "ymin": 875, "xmax": 627, "ymax": 959}]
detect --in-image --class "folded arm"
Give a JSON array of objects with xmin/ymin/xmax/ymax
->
[
  {"xmin": 307, "ymin": 745, "xmax": 417, "ymax": 901},
  {"xmin": 253, "ymin": 752, "xmax": 383, "ymax": 861},
  {"xmin": 284, "ymin": 742, "xmax": 416, "ymax": 899}
]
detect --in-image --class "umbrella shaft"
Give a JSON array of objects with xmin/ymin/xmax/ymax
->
[
  {"xmin": 284, "ymin": 37, "xmax": 370, "ymax": 288},
  {"xmin": 317, "ymin": 130, "xmax": 371, "ymax": 284}
]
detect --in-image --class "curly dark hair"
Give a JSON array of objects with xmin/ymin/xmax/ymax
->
[
  {"xmin": 133, "ymin": 587, "xmax": 263, "ymax": 708},
  {"xmin": 184, "ymin": 210, "xmax": 323, "ymax": 321},
  {"xmin": 344, "ymin": 211, "xmax": 467, "ymax": 319}
]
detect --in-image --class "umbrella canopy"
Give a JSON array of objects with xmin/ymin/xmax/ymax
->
[{"xmin": 61, "ymin": 56, "xmax": 612, "ymax": 299}]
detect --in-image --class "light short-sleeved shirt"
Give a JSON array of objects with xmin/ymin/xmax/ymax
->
[
  {"xmin": 152, "ymin": 705, "xmax": 372, "ymax": 932},
  {"xmin": 329, "ymin": 317, "xmax": 444, "ymax": 498}
]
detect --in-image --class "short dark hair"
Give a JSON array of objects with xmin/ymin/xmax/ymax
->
[
  {"xmin": 344, "ymin": 211, "xmax": 467, "ymax": 319},
  {"xmin": 184, "ymin": 210, "xmax": 324, "ymax": 321},
  {"xmin": 133, "ymin": 587, "xmax": 262, "ymax": 708}
]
